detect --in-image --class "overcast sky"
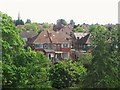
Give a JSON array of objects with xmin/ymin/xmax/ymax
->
[{"xmin": 0, "ymin": 0, "xmax": 119, "ymax": 24}]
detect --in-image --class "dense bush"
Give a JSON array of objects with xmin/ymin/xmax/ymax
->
[{"xmin": 49, "ymin": 60, "xmax": 86, "ymax": 89}]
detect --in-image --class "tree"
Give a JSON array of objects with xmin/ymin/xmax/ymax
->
[
  {"xmin": 14, "ymin": 19, "xmax": 24, "ymax": 26},
  {"xmin": 83, "ymin": 26, "xmax": 119, "ymax": 88},
  {"xmin": 25, "ymin": 19, "xmax": 31, "ymax": 24},
  {"xmin": 1, "ymin": 11, "xmax": 24, "ymax": 88},
  {"xmin": 49, "ymin": 60, "xmax": 86, "ymax": 89},
  {"xmin": 24, "ymin": 23, "xmax": 41, "ymax": 32},
  {"xmin": 12, "ymin": 48, "xmax": 51, "ymax": 88},
  {"xmin": 70, "ymin": 19, "xmax": 75, "ymax": 27},
  {"xmin": 1, "ymin": 12, "xmax": 52, "ymax": 88},
  {"xmin": 14, "ymin": 13, "xmax": 24, "ymax": 26},
  {"xmin": 73, "ymin": 26, "xmax": 84, "ymax": 32},
  {"xmin": 89, "ymin": 24, "xmax": 107, "ymax": 33},
  {"xmin": 57, "ymin": 19, "xmax": 67, "ymax": 26},
  {"xmin": 118, "ymin": 24, "xmax": 120, "ymax": 53},
  {"xmin": 78, "ymin": 53, "xmax": 92, "ymax": 68},
  {"xmin": 42, "ymin": 23, "xmax": 50, "ymax": 28}
]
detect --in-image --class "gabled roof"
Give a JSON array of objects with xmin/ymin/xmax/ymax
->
[
  {"xmin": 74, "ymin": 32, "xmax": 89, "ymax": 39},
  {"xmin": 60, "ymin": 25, "xmax": 73, "ymax": 33},
  {"xmin": 74, "ymin": 32, "xmax": 91, "ymax": 44},
  {"xmin": 33, "ymin": 29, "xmax": 71, "ymax": 44},
  {"xmin": 77, "ymin": 34, "xmax": 91, "ymax": 44},
  {"xmin": 20, "ymin": 30, "xmax": 38, "ymax": 38}
]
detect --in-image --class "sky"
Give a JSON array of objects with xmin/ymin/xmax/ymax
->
[{"xmin": 0, "ymin": 0, "xmax": 119, "ymax": 24}]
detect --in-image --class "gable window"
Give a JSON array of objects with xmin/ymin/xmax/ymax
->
[{"xmin": 35, "ymin": 44, "xmax": 43, "ymax": 48}]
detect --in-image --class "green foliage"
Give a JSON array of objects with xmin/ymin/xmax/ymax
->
[
  {"xmin": 78, "ymin": 53, "xmax": 92, "ymax": 66},
  {"xmin": 118, "ymin": 24, "xmax": 120, "ymax": 52},
  {"xmin": 42, "ymin": 23, "xmax": 50, "ymax": 28},
  {"xmin": 1, "ymin": 12, "xmax": 52, "ymax": 88},
  {"xmin": 13, "ymin": 50, "xmax": 52, "ymax": 88},
  {"xmin": 23, "ymin": 23, "xmax": 43, "ymax": 33},
  {"xmin": 1, "ymin": 11, "xmax": 24, "ymax": 88},
  {"xmin": 49, "ymin": 61, "xmax": 86, "ymax": 89},
  {"xmin": 14, "ymin": 19, "xmax": 24, "ymax": 26},
  {"xmin": 73, "ymin": 26, "xmax": 84, "ymax": 32},
  {"xmin": 1, "ymin": 11, "xmax": 24, "ymax": 54},
  {"xmin": 83, "ymin": 25, "xmax": 120, "ymax": 88},
  {"xmin": 0, "ymin": 61, "xmax": 2, "ymax": 87},
  {"xmin": 57, "ymin": 19, "xmax": 67, "ymax": 26},
  {"xmin": 89, "ymin": 25, "xmax": 107, "ymax": 33},
  {"xmin": 25, "ymin": 19, "xmax": 31, "ymax": 24},
  {"xmin": 24, "ymin": 23, "xmax": 39, "ymax": 31},
  {"xmin": 1, "ymin": 11, "xmax": 120, "ymax": 89}
]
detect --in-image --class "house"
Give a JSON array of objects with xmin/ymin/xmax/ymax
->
[
  {"xmin": 74, "ymin": 32, "xmax": 91, "ymax": 52},
  {"xmin": 19, "ymin": 30, "xmax": 38, "ymax": 47},
  {"xmin": 60, "ymin": 25, "xmax": 74, "ymax": 35},
  {"xmin": 31, "ymin": 29, "xmax": 72, "ymax": 62},
  {"xmin": 55, "ymin": 25, "xmax": 75, "ymax": 48}
]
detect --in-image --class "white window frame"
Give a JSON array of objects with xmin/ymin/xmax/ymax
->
[{"xmin": 62, "ymin": 43, "xmax": 69, "ymax": 48}]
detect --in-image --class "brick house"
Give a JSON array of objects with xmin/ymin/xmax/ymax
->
[
  {"xmin": 19, "ymin": 25, "xmax": 91, "ymax": 61},
  {"xmin": 31, "ymin": 29, "xmax": 72, "ymax": 62}
]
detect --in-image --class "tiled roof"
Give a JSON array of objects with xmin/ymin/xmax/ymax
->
[
  {"xmin": 60, "ymin": 26, "xmax": 73, "ymax": 33},
  {"xmin": 20, "ymin": 30, "xmax": 38, "ymax": 38},
  {"xmin": 33, "ymin": 29, "xmax": 71, "ymax": 44}
]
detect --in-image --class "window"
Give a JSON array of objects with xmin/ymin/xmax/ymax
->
[
  {"xmin": 48, "ymin": 53, "xmax": 54, "ymax": 60},
  {"xmin": 44, "ymin": 44, "xmax": 48, "ymax": 49},
  {"xmin": 35, "ymin": 44, "xmax": 43, "ymax": 48},
  {"xmin": 63, "ymin": 44, "xmax": 69, "ymax": 48}
]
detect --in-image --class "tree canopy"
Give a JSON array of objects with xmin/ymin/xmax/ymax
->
[
  {"xmin": 25, "ymin": 19, "xmax": 31, "ymax": 24},
  {"xmin": 57, "ymin": 19, "xmax": 67, "ymax": 26},
  {"xmin": 1, "ymin": 12, "xmax": 52, "ymax": 88},
  {"xmin": 83, "ymin": 25, "xmax": 119, "ymax": 88},
  {"xmin": 73, "ymin": 26, "xmax": 84, "ymax": 32},
  {"xmin": 70, "ymin": 19, "xmax": 75, "ymax": 27},
  {"xmin": 49, "ymin": 60, "xmax": 86, "ymax": 89}
]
